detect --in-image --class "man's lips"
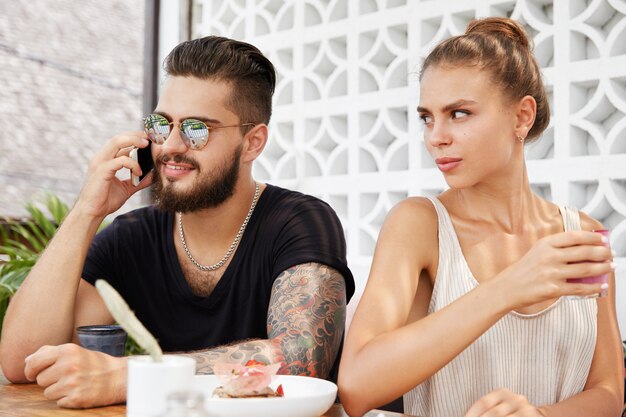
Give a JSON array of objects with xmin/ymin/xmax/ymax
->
[
  {"xmin": 162, "ymin": 162, "xmax": 195, "ymax": 177},
  {"xmin": 435, "ymin": 157, "xmax": 462, "ymax": 172}
]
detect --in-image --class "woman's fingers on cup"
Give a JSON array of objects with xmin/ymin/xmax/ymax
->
[
  {"xmin": 559, "ymin": 259, "xmax": 613, "ymax": 279},
  {"xmin": 549, "ymin": 230, "xmax": 606, "ymax": 248},
  {"xmin": 560, "ymin": 244, "xmax": 612, "ymax": 264},
  {"xmin": 561, "ymin": 280, "xmax": 608, "ymax": 297}
]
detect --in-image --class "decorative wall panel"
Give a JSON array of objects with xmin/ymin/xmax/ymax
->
[{"xmin": 190, "ymin": 0, "xmax": 626, "ymax": 331}]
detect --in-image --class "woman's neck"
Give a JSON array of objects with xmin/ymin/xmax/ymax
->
[{"xmin": 444, "ymin": 161, "xmax": 554, "ymax": 234}]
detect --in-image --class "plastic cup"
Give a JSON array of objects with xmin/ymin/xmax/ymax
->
[
  {"xmin": 566, "ymin": 229, "xmax": 610, "ymax": 298},
  {"xmin": 76, "ymin": 324, "xmax": 127, "ymax": 357}
]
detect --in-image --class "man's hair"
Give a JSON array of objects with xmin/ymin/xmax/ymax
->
[{"xmin": 164, "ymin": 36, "xmax": 276, "ymax": 126}]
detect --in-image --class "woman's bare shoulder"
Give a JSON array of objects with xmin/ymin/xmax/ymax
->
[
  {"xmin": 387, "ymin": 196, "xmax": 438, "ymax": 224},
  {"xmin": 378, "ymin": 197, "xmax": 439, "ymax": 264},
  {"xmin": 577, "ymin": 210, "xmax": 604, "ymax": 232}
]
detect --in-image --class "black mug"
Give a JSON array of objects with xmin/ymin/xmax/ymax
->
[{"xmin": 76, "ymin": 324, "xmax": 127, "ymax": 357}]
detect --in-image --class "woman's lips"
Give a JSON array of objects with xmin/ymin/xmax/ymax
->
[{"xmin": 435, "ymin": 157, "xmax": 462, "ymax": 172}]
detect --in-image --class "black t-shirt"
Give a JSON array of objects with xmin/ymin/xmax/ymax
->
[{"xmin": 82, "ymin": 184, "xmax": 355, "ymax": 354}]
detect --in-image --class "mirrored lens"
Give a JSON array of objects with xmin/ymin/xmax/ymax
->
[
  {"xmin": 144, "ymin": 114, "xmax": 171, "ymax": 144},
  {"xmin": 180, "ymin": 119, "xmax": 209, "ymax": 150}
]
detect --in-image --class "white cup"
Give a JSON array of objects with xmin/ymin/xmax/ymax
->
[{"xmin": 127, "ymin": 355, "xmax": 196, "ymax": 417}]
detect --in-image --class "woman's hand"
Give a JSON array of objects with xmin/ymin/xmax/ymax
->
[
  {"xmin": 74, "ymin": 132, "xmax": 153, "ymax": 220},
  {"xmin": 465, "ymin": 389, "xmax": 547, "ymax": 417},
  {"xmin": 496, "ymin": 231, "xmax": 613, "ymax": 311}
]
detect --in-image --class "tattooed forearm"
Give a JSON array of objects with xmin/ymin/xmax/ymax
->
[
  {"xmin": 184, "ymin": 339, "xmax": 280, "ymax": 374},
  {"xmin": 180, "ymin": 263, "xmax": 346, "ymax": 378},
  {"xmin": 267, "ymin": 263, "xmax": 347, "ymax": 378}
]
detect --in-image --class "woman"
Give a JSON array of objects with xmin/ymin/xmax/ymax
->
[{"xmin": 338, "ymin": 17, "xmax": 622, "ymax": 417}]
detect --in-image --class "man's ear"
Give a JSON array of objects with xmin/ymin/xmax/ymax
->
[
  {"xmin": 242, "ymin": 124, "xmax": 268, "ymax": 163},
  {"xmin": 515, "ymin": 95, "xmax": 536, "ymax": 139}
]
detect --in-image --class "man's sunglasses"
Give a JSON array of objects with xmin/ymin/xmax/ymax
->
[{"xmin": 143, "ymin": 113, "xmax": 255, "ymax": 150}]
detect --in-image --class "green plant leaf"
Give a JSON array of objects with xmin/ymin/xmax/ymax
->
[
  {"xmin": 0, "ymin": 242, "xmax": 37, "ymax": 261},
  {"xmin": 0, "ymin": 297, "xmax": 9, "ymax": 335},
  {"xmin": 25, "ymin": 203, "xmax": 56, "ymax": 239},
  {"xmin": 24, "ymin": 221, "xmax": 48, "ymax": 251},
  {"xmin": 0, "ymin": 267, "xmax": 29, "ymax": 289},
  {"xmin": 0, "ymin": 222, "xmax": 8, "ymax": 245},
  {"xmin": 10, "ymin": 223, "xmax": 44, "ymax": 253},
  {"xmin": 45, "ymin": 194, "xmax": 69, "ymax": 225}
]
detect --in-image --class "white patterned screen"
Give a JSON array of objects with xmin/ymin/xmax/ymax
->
[{"xmin": 189, "ymin": 0, "xmax": 626, "ymax": 332}]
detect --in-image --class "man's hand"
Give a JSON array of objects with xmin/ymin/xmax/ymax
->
[
  {"xmin": 24, "ymin": 344, "xmax": 127, "ymax": 408},
  {"xmin": 464, "ymin": 389, "xmax": 547, "ymax": 417},
  {"xmin": 75, "ymin": 132, "xmax": 153, "ymax": 220}
]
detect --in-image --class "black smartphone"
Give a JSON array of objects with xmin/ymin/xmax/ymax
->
[{"xmin": 130, "ymin": 143, "xmax": 154, "ymax": 186}]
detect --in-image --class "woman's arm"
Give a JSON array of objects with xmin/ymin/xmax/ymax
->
[
  {"xmin": 339, "ymin": 201, "xmax": 615, "ymax": 417},
  {"xmin": 339, "ymin": 199, "xmax": 512, "ymax": 416}
]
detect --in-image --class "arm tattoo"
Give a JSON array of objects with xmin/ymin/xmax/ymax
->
[
  {"xmin": 267, "ymin": 263, "xmax": 347, "ymax": 378},
  {"xmin": 183, "ymin": 263, "xmax": 347, "ymax": 378},
  {"xmin": 189, "ymin": 340, "xmax": 277, "ymax": 374}
]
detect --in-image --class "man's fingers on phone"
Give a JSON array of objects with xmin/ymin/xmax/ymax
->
[
  {"xmin": 102, "ymin": 155, "xmax": 141, "ymax": 177},
  {"xmin": 100, "ymin": 133, "xmax": 149, "ymax": 160},
  {"xmin": 116, "ymin": 146, "xmax": 136, "ymax": 158}
]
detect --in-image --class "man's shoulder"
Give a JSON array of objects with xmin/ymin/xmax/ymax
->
[
  {"xmin": 263, "ymin": 184, "xmax": 333, "ymax": 213},
  {"xmin": 259, "ymin": 184, "xmax": 344, "ymax": 237}
]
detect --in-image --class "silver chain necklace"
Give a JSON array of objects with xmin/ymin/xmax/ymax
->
[{"xmin": 178, "ymin": 182, "xmax": 260, "ymax": 271}]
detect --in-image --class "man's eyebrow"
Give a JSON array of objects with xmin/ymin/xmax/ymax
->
[
  {"xmin": 417, "ymin": 99, "xmax": 477, "ymax": 114},
  {"xmin": 153, "ymin": 111, "xmax": 221, "ymax": 125}
]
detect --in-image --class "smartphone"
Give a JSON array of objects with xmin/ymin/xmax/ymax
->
[{"xmin": 130, "ymin": 144, "xmax": 154, "ymax": 186}]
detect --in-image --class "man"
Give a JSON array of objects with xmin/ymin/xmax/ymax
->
[{"xmin": 0, "ymin": 36, "xmax": 354, "ymax": 408}]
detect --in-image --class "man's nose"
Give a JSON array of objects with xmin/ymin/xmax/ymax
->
[{"xmin": 160, "ymin": 124, "xmax": 188, "ymax": 154}]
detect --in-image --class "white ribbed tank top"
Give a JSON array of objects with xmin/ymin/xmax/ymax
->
[{"xmin": 403, "ymin": 197, "xmax": 597, "ymax": 417}]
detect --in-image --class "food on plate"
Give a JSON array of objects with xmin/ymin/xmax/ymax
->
[{"xmin": 212, "ymin": 360, "xmax": 284, "ymax": 398}]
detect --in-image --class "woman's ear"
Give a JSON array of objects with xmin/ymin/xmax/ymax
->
[
  {"xmin": 242, "ymin": 124, "xmax": 268, "ymax": 163},
  {"xmin": 515, "ymin": 95, "xmax": 537, "ymax": 139}
]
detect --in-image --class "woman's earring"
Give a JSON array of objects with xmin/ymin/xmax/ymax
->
[{"xmin": 517, "ymin": 135, "xmax": 524, "ymax": 143}]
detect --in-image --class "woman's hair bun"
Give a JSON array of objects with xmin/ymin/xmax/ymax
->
[{"xmin": 466, "ymin": 17, "xmax": 531, "ymax": 51}]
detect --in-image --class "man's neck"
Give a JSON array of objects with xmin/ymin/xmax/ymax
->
[{"xmin": 175, "ymin": 180, "xmax": 262, "ymax": 256}]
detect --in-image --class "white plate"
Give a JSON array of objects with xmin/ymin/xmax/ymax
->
[{"xmin": 194, "ymin": 374, "xmax": 338, "ymax": 417}]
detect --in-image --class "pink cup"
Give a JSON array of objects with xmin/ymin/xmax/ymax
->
[{"xmin": 567, "ymin": 229, "xmax": 610, "ymax": 297}]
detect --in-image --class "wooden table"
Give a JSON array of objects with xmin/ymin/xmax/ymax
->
[{"xmin": 0, "ymin": 381, "xmax": 415, "ymax": 417}]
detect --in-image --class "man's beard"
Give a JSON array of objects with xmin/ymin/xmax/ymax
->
[{"xmin": 152, "ymin": 147, "xmax": 241, "ymax": 213}]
